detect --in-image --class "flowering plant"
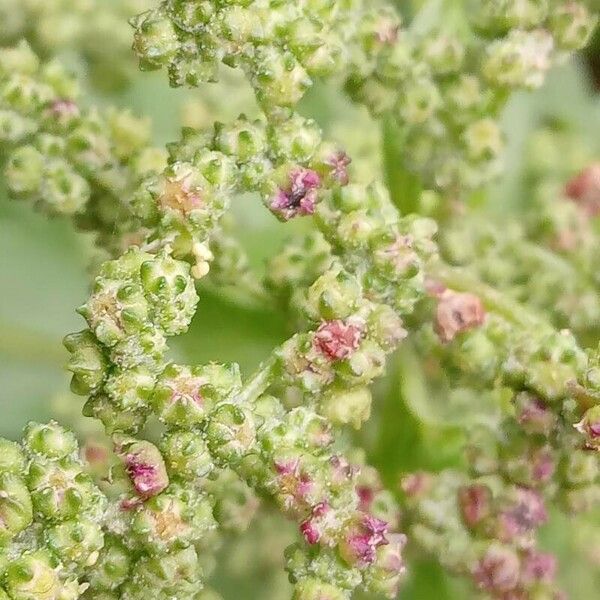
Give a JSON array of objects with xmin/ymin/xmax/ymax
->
[{"xmin": 0, "ymin": 1, "xmax": 599, "ymax": 599}]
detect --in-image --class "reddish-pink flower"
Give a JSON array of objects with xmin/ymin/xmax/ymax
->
[
  {"xmin": 340, "ymin": 514, "xmax": 389, "ymax": 567},
  {"xmin": 521, "ymin": 550, "xmax": 557, "ymax": 585},
  {"xmin": 274, "ymin": 459, "xmax": 314, "ymax": 512},
  {"xmin": 565, "ymin": 163, "xmax": 600, "ymax": 216},
  {"xmin": 300, "ymin": 502, "xmax": 335, "ymax": 545},
  {"xmin": 270, "ymin": 168, "xmax": 321, "ymax": 220},
  {"xmin": 314, "ymin": 320, "xmax": 362, "ymax": 361},
  {"xmin": 459, "ymin": 484, "xmax": 491, "ymax": 528},
  {"xmin": 434, "ymin": 290, "xmax": 485, "ymax": 343},
  {"xmin": 325, "ymin": 151, "xmax": 351, "ymax": 185},
  {"xmin": 474, "ymin": 545, "xmax": 520, "ymax": 593}
]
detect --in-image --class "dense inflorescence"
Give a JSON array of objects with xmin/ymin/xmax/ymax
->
[{"xmin": 0, "ymin": 1, "xmax": 599, "ymax": 599}]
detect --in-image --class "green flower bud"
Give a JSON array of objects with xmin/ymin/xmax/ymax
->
[
  {"xmin": 320, "ymin": 386, "xmax": 372, "ymax": 429},
  {"xmin": 206, "ymin": 404, "xmax": 256, "ymax": 465},
  {"xmin": 549, "ymin": 2, "xmax": 598, "ymax": 51},
  {"xmin": 0, "ymin": 472, "xmax": 33, "ymax": 544},
  {"xmin": 131, "ymin": 8, "xmax": 181, "ymax": 71},
  {"xmin": 4, "ymin": 145, "xmax": 44, "ymax": 195},
  {"xmin": 45, "ymin": 517, "xmax": 104, "ymax": 569},
  {"xmin": 87, "ymin": 536, "xmax": 130, "ymax": 591},
  {"xmin": 126, "ymin": 546, "xmax": 203, "ymax": 598},
  {"xmin": 104, "ymin": 367, "xmax": 156, "ymax": 413},
  {"xmin": 338, "ymin": 340, "xmax": 386, "ymax": 386},
  {"xmin": 161, "ymin": 430, "xmax": 214, "ymax": 480},
  {"xmin": 4, "ymin": 550, "xmax": 79, "ymax": 600},
  {"xmin": 251, "ymin": 47, "xmax": 312, "ymax": 111},
  {"xmin": 209, "ymin": 469, "xmax": 259, "ymax": 533},
  {"xmin": 130, "ymin": 485, "xmax": 216, "ymax": 553},
  {"xmin": 305, "ymin": 268, "xmax": 363, "ymax": 322},
  {"xmin": 0, "ymin": 439, "xmax": 26, "ymax": 473},
  {"xmin": 152, "ymin": 362, "xmax": 240, "ymax": 427},
  {"xmin": 0, "ymin": 110, "xmax": 37, "ymax": 143},
  {"xmin": 419, "ymin": 33, "xmax": 464, "ymax": 75},
  {"xmin": 40, "ymin": 159, "xmax": 91, "ymax": 215},
  {"xmin": 63, "ymin": 330, "xmax": 108, "ymax": 396},
  {"xmin": 140, "ymin": 254, "xmax": 199, "ymax": 335},
  {"xmin": 23, "ymin": 421, "xmax": 78, "ymax": 460},
  {"xmin": 293, "ymin": 578, "xmax": 348, "ymax": 600},
  {"xmin": 213, "ymin": 116, "xmax": 267, "ymax": 162},
  {"xmin": 396, "ymin": 76, "xmax": 440, "ymax": 125},
  {"xmin": 78, "ymin": 277, "xmax": 151, "ymax": 348},
  {"xmin": 267, "ymin": 114, "xmax": 322, "ymax": 163},
  {"xmin": 27, "ymin": 459, "xmax": 101, "ymax": 522},
  {"xmin": 483, "ymin": 29, "xmax": 554, "ymax": 90},
  {"xmin": 83, "ymin": 395, "xmax": 147, "ymax": 435}
]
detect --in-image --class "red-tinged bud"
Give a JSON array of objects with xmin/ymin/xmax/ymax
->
[
  {"xmin": 531, "ymin": 447, "xmax": 555, "ymax": 483},
  {"xmin": 565, "ymin": 163, "xmax": 600, "ymax": 217},
  {"xmin": 339, "ymin": 514, "xmax": 389, "ymax": 567},
  {"xmin": 114, "ymin": 436, "xmax": 169, "ymax": 500},
  {"xmin": 325, "ymin": 151, "xmax": 352, "ymax": 186},
  {"xmin": 47, "ymin": 99, "xmax": 80, "ymax": 122},
  {"xmin": 497, "ymin": 488, "xmax": 547, "ymax": 541},
  {"xmin": 459, "ymin": 484, "xmax": 491, "ymax": 528},
  {"xmin": 300, "ymin": 502, "xmax": 337, "ymax": 545},
  {"xmin": 400, "ymin": 472, "xmax": 433, "ymax": 498},
  {"xmin": 434, "ymin": 290, "xmax": 485, "ymax": 343},
  {"xmin": 521, "ymin": 550, "xmax": 557, "ymax": 585},
  {"xmin": 270, "ymin": 168, "xmax": 321, "ymax": 221},
  {"xmin": 160, "ymin": 172, "xmax": 203, "ymax": 216},
  {"xmin": 328, "ymin": 455, "xmax": 359, "ymax": 488},
  {"xmin": 313, "ymin": 320, "xmax": 363, "ymax": 361},
  {"xmin": 515, "ymin": 394, "xmax": 556, "ymax": 436},
  {"xmin": 474, "ymin": 545, "xmax": 520, "ymax": 593},
  {"xmin": 575, "ymin": 406, "xmax": 600, "ymax": 449},
  {"xmin": 274, "ymin": 459, "xmax": 315, "ymax": 513}
]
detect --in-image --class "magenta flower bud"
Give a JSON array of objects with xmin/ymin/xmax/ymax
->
[
  {"xmin": 274, "ymin": 459, "xmax": 315, "ymax": 513},
  {"xmin": 270, "ymin": 168, "xmax": 321, "ymax": 221},
  {"xmin": 574, "ymin": 406, "xmax": 600, "ymax": 449},
  {"xmin": 531, "ymin": 447, "xmax": 555, "ymax": 483},
  {"xmin": 328, "ymin": 455, "xmax": 359, "ymax": 489},
  {"xmin": 458, "ymin": 484, "xmax": 491, "ymax": 529},
  {"xmin": 474, "ymin": 545, "xmax": 520, "ymax": 593},
  {"xmin": 160, "ymin": 171, "xmax": 203, "ymax": 216},
  {"xmin": 46, "ymin": 99, "xmax": 80, "ymax": 122},
  {"xmin": 313, "ymin": 320, "xmax": 363, "ymax": 361},
  {"xmin": 324, "ymin": 151, "xmax": 352, "ymax": 186},
  {"xmin": 497, "ymin": 488, "xmax": 547, "ymax": 541},
  {"xmin": 521, "ymin": 550, "xmax": 557, "ymax": 585},
  {"xmin": 339, "ymin": 514, "xmax": 389, "ymax": 568},
  {"xmin": 400, "ymin": 472, "xmax": 433, "ymax": 499},
  {"xmin": 300, "ymin": 501, "xmax": 335, "ymax": 545},
  {"xmin": 114, "ymin": 436, "xmax": 169, "ymax": 500},
  {"xmin": 565, "ymin": 163, "xmax": 600, "ymax": 217},
  {"xmin": 434, "ymin": 290, "xmax": 485, "ymax": 343},
  {"xmin": 515, "ymin": 394, "xmax": 556, "ymax": 436}
]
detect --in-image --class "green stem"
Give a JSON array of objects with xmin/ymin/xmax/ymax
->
[{"xmin": 236, "ymin": 355, "xmax": 278, "ymax": 406}]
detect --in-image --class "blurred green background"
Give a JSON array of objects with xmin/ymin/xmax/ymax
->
[{"xmin": 1, "ymin": 18, "xmax": 600, "ymax": 598}]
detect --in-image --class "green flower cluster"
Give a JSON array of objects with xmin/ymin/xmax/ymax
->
[
  {"xmin": 3, "ymin": 0, "xmax": 600, "ymax": 597},
  {"xmin": 131, "ymin": 0, "xmax": 362, "ymax": 115},
  {"xmin": 0, "ymin": 0, "xmax": 154, "ymax": 90},
  {"xmin": 0, "ymin": 42, "xmax": 164, "ymax": 255},
  {"xmin": 345, "ymin": 0, "xmax": 597, "ymax": 194},
  {"xmin": 65, "ymin": 248, "xmax": 199, "ymax": 433},
  {"xmin": 0, "ymin": 423, "xmax": 105, "ymax": 600}
]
